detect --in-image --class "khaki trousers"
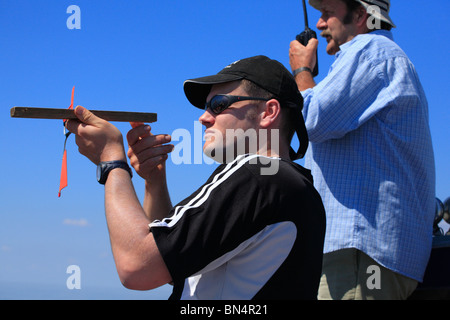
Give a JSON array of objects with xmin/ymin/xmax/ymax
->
[{"xmin": 318, "ymin": 248, "xmax": 418, "ymax": 300}]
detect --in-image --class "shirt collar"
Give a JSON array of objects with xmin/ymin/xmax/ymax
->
[{"xmin": 335, "ymin": 30, "xmax": 394, "ymax": 58}]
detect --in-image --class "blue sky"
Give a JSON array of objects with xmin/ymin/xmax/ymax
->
[{"xmin": 0, "ymin": 0, "xmax": 449, "ymax": 299}]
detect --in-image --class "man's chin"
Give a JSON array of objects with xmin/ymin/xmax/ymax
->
[
  {"xmin": 326, "ymin": 41, "xmax": 340, "ymax": 55},
  {"xmin": 203, "ymin": 143, "xmax": 224, "ymax": 164},
  {"xmin": 203, "ymin": 144, "xmax": 239, "ymax": 164}
]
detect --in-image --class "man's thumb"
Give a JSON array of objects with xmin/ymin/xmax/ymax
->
[{"xmin": 74, "ymin": 106, "xmax": 101, "ymax": 126}]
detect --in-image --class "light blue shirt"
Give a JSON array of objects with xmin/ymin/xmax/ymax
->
[{"xmin": 302, "ymin": 30, "xmax": 436, "ymax": 281}]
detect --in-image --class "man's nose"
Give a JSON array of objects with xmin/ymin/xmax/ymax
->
[
  {"xmin": 198, "ymin": 109, "xmax": 215, "ymax": 126},
  {"xmin": 317, "ymin": 16, "xmax": 327, "ymax": 30}
]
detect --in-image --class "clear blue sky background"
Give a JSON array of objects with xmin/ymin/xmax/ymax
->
[{"xmin": 0, "ymin": 0, "xmax": 449, "ymax": 299}]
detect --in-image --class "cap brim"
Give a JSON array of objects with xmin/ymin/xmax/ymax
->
[{"xmin": 183, "ymin": 73, "xmax": 244, "ymax": 109}]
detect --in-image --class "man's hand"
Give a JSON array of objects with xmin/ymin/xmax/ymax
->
[
  {"xmin": 289, "ymin": 38, "xmax": 319, "ymax": 91},
  {"xmin": 66, "ymin": 106, "xmax": 126, "ymax": 164},
  {"xmin": 289, "ymin": 38, "xmax": 319, "ymax": 72},
  {"xmin": 126, "ymin": 123, "xmax": 173, "ymax": 181}
]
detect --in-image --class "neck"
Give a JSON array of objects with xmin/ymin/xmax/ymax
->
[{"xmin": 256, "ymin": 139, "xmax": 290, "ymax": 160}]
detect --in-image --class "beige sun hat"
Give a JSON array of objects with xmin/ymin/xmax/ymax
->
[{"xmin": 308, "ymin": 0, "xmax": 396, "ymax": 28}]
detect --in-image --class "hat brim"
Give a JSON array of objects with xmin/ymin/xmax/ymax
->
[
  {"xmin": 357, "ymin": 1, "xmax": 396, "ymax": 28},
  {"xmin": 308, "ymin": 0, "xmax": 396, "ymax": 28},
  {"xmin": 183, "ymin": 73, "xmax": 244, "ymax": 109}
]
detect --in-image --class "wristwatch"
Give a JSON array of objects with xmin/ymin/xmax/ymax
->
[
  {"xmin": 292, "ymin": 66, "xmax": 313, "ymax": 76},
  {"xmin": 97, "ymin": 160, "xmax": 132, "ymax": 185}
]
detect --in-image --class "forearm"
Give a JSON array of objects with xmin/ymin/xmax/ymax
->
[
  {"xmin": 294, "ymin": 70, "xmax": 316, "ymax": 92},
  {"xmin": 126, "ymin": 125, "xmax": 174, "ymax": 221},
  {"xmin": 104, "ymin": 168, "xmax": 171, "ymax": 289},
  {"xmin": 143, "ymin": 168, "xmax": 172, "ymax": 222},
  {"xmin": 104, "ymin": 169, "xmax": 152, "ymax": 261}
]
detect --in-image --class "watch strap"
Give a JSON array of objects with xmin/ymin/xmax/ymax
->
[
  {"xmin": 98, "ymin": 160, "xmax": 132, "ymax": 185},
  {"xmin": 293, "ymin": 67, "xmax": 313, "ymax": 76}
]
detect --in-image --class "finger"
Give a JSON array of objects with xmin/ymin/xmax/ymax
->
[
  {"xmin": 130, "ymin": 121, "xmax": 145, "ymax": 129},
  {"xmin": 74, "ymin": 105, "xmax": 105, "ymax": 127},
  {"xmin": 290, "ymin": 39, "xmax": 305, "ymax": 49},
  {"xmin": 130, "ymin": 152, "xmax": 169, "ymax": 173},
  {"xmin": 65, "ymin": 118, "xmax": 82, "ymax": 135},
  {"xmin": 142, "ymin": 153, "xmax": 169, "ymax": 168},
  {"xmin": 129, "ymin": 134, "xmax": 172, "ymax": 155},
  {"xmin": 128, "ymin": 144, "xmax": 173, "ymax": 166},
  {"xmin": 126, "ymin": 125, "xmax": 152, "ymax": 146},
  {"xmin": 307, "ymin": 38, "xmax": 319, "ymax": 50}
]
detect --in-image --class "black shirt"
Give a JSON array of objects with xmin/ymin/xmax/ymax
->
[{"xmin": 150, "ymin": 154, "xmax": 325, "ymax": 300}]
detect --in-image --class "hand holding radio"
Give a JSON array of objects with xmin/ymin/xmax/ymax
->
[
  {"xmin": 290, "ymin": 37, "xmax": 319, "ymax": 77},
  {"xmin": 292, "ymin": 0, "xmax": 319, "ymax": 77},
  {"xmin": 295, "ymin": 28, "xmax": 319, "ymax": 77}
]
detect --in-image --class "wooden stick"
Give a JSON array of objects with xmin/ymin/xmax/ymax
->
[{"xmin": 10, "ymin": 107, "xmax": 157, "ymax": 123}]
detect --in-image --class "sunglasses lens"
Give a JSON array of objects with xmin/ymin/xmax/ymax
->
[{"xmin": 209, "ymin": 95, "xmax": 231, "ymax": 114}]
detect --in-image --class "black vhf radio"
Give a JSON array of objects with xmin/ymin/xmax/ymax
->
[{"xmin": 295, "ymin": 0, "xmax": 319, "ymax": 77}]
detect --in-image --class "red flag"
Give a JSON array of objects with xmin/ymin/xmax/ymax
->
[
  {"xmin": 58, "ymin": 86, "xmax": 74, "ymax": 197},
  {"xmin": 58, "ymin": 149, "xmax": 68, "ymax": 197},
  {"xmin": 69, "ymin": 86, "xmax": 74, "ymax": 109}
]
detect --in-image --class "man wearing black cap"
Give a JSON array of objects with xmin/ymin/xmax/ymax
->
[
  {"xmin": 66, "ymin": 55, "xmax": 326, "ymax": 300},
  {"xmin": 289, "ymin": 0, "xmax": 435, "ymax": 299}
]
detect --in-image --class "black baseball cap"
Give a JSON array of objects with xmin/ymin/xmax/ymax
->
[{"xmin": 183, "ymin": 55, "xmax": 309, "ymax": 160}]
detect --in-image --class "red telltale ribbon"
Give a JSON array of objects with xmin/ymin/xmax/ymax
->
[{"xmin": 58, "ymin": 86, "xmax": 74, "ymax": 197}]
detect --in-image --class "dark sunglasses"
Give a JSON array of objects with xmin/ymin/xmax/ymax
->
[{"xmin": 205, "ymin": 95, "xmax": 270, "ymax": 115}]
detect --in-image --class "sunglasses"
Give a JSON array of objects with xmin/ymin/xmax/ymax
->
[{"xmin": 205, "ymin": 95, "xmax": 270, "ymax": 115}]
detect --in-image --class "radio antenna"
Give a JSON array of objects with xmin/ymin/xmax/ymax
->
[{"xmin": 302, "ymin": 0, "xmax": 310, "ymax": 29}]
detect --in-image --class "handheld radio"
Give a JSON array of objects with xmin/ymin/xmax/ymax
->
[{"xmin": 295, "ymin": 0, "xmax": 319, "ymax": 77}]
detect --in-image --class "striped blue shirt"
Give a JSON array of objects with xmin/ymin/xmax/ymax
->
[{"xmin": 302, "ymin": 30, "xmax": 436, "ymax": 281}]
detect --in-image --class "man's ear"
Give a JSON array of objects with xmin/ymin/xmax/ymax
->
[
  {"xmin": 354, "ymin": 5, "xmax": 369, "ymax": 30},
  {"xmin": 260, "ymin": 99, "xmax": 281, "ymax": 129}
]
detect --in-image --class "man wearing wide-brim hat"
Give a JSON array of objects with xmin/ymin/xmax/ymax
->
[{"xmin": 289, "ymin": 0, "xmax": 436, "ymax": 300}]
